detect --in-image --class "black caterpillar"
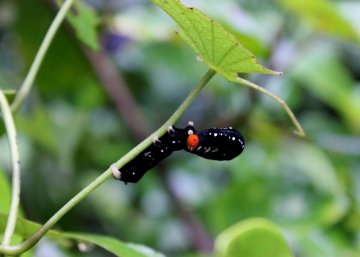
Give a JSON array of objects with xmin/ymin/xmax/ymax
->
[
  {"xmin": 111, "ymin": 122, "xmax": 245, "ymax": 184},
  {"xmin": 186, "ymin": 127, "xmax": 245, "ymax": 161}
]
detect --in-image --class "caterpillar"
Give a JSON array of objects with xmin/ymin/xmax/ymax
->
[
  {"xmin": 112, "ymin": 123, "xmax": 196, "ymax": 183},
  {"xmin": 111, "ymin": 122, "xmax": 245, "ymax": 184}
]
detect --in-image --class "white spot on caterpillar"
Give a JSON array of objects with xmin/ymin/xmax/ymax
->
[
  {"xmin": 188, "ymin": 129, "xmax": 194, "ymax": 135},
  {"xmin": 214, "ymin": 133, "xmax": 218, "ymax": 137},
  {"xmin": 205, "ymin": 147, "xmax": 211, "ymax": 153},
  {"xmin": 232, "ymin": 137, "xmax": 235, "ymax": 141},
  {"xmin": 196, "ymin": 146, "xmax": 202, "ymax": 151},
  {"xmin": 211, "ymin": 148, "xmax": 219, "ymax": 152}
]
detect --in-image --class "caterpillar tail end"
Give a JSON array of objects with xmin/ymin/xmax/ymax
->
[{"xmin": 111, "ymin": 164, "xmax": 122, "ymax": 180}]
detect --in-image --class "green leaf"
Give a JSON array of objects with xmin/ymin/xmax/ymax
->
[
  {"xmin": 0, "ymin": 168, "xmax": 11, "ymax": 214},
  {"xmin": 66, "ymin": 1, "xmax": 100, "ymax": 50},
  {"xmin": 0, "ymin": 168, "xmax": 24, "ymax": 218},
  {"xmin": 62, "ymin": 232, "xmax": 165, "ymax": 257},
  {"xmin": 152, "ymin": 0, "xmax": 305, "ymax": 136},
  {"xmin": 0, "ymin": 213, "xmax": 164, "ymax": 257},
  {"xmin": 215, "ymin": 218, "xmax": 294, "ymax": 257},
  {"xmin": 152, "ymin": 0, "xmax": 280, "ymax": 77},
  {"xmin": 281, "ymin": 0, "xmax": 359, "ymax": 42}
]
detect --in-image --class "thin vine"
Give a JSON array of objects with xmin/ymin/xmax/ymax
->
[
  {"xmin": 10, "ymin": 0, "xmax": 76, "ymax": 112},
  {"xmin": 0, "ymin": 91, "xmax": 21, "ymax": 247},
  {"xmin": 236, "ymin": 76, "xmax": 305, "ymax": 136}
]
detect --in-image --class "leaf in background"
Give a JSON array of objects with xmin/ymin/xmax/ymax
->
[
  {"xmin": 0, "ymin": 213, "xmax": 164, "ymax": 257},
  {"xmin": 290, "ymin": 45, "xmax": 360, "ymax": 132},
  {"xmin": 0, "ymin": 168, "xmax": 11, "ymax": 214},
  {"xmin": 2, "ymin": 90, "xmax": 16, "ymax": 103},
  {"xmin": 15, "ymin": 106, "xmax": 58, "ymax": 155},
  {"xmin": 66, "ymin": 1, "xmax": 100, "ymax": 50},
  {"xmin": 0, "ymin": 167, "xmax": 24, "ymax": 218},
  {"xmin": 215, "ymin": 218, "xmax": 294, "ymax": 257},
  {"xmin": 15, "ymin": 0, "xmax": 103, "ymax": 101},
  {"xmin": 152, "ymin": 0, "xmax": 280, "ymax": 77},
  {"xmin": 0, "ymin": 90, "xmax": 15, "ymax": 136},
  {"xmin": 281, "ymin": 0, "xmax": 359, "ymax": 42},
  {"xmin": 62, "ymin": 233, "xmax": 165, "ymax": 257},
  {"xmin": 280, "ymin": 138, "xmax": 348, "ymax": 226}
]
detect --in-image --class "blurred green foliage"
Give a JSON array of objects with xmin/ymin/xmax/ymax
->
[
  {"xmin": 215, "ymin": 218, "xmax": 294, "ymax": 257},
  {"xmin": 1, "ymin": 0, "xmax": 360, "ymax": 256}
]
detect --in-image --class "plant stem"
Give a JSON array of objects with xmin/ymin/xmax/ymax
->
[
  {"xmin": 0, "ymin": 91, "xmax": 21, "ymax": 247},
  {"xmin": 0, "ymin": 69, "xmax": 216, "ymax": 256},
  {"xmin": 236, "ymin": 76, "xmax": 305, "ymax": 136},
  {"xmin": 113, "ymin": 68, "xmax": 217, "ymax": 169},
  {"xmin": 10, "ymin": 0, "xmax": 75, "ymax": 112}
]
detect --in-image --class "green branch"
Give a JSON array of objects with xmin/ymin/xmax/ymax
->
[
  {"xmin": 0, "ymin": 69, "xmax": 216, "ymax": 256},
  {"xmin": 113, "ymin": 68, "xmax": 216, "ymax": 169},
  {"xmin": 0, "ymin": 91, "xmax": 21, "ymax": 247},
  {"xmin": 10, "ymin": 0, "xmax": 76, "ymax": 112}
]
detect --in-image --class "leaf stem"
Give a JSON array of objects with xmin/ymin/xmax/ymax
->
[
  {"xmin": 0, "ymin": 69, "xmax": 216, "ymax": 255},
  {"xmin": 0, "ymin": 91, "xmax": 21, "ymax": 247},
  {"xmin": 10, "ymin": 0, "xmax": 75, "ymax": 112},
  {"xmin": 236, "ymin": 76, "xmax": 305, "ymax": 136}
]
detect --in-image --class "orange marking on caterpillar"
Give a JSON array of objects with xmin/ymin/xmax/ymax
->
[{"xmin": 187, "ymin": 134, "xmax": 199, "ymax": 151}]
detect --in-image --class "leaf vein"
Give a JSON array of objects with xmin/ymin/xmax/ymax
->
[
  {"xmin": 211, "ymin": 20, "xmax": 215, "ymax": 63},
  {"xmin": 219, "ymin": 56, "xmax": 254, "ymax": 71},
  {"xmin": 216, "ymin": 43, "xmax": 239, "ymax": 67},
  {"xmin": 185, "ymin": 15, "xmax": 210, "ymax": 60}
]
